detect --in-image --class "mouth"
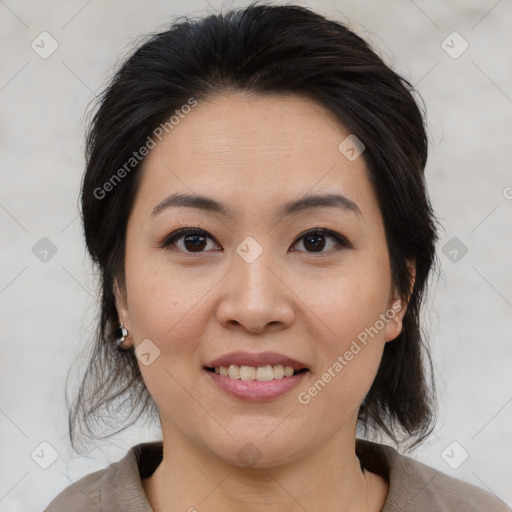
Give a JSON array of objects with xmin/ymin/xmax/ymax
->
[
  {"xmin": 203, "ymin": 364, "xmax": 310, "ymax": 401},
  {"xmin": 204, "ymin": 350, "xmax": 310, "ymax": 380},
  {"xmin": 204, "ymin": 365, "xmax": 309, "ymax": 380}
]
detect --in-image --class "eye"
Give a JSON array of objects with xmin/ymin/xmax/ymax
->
[
  {"xmin": 159, "ymin": 227, "xmax": 349, "ymax": 254},
  {"xmin": 290, "ymin": 228, "xmax": 349, "ymax": 254},
  {"xmin": 160, "ymin": 228, "xmax": 220, "ymax": 254}
]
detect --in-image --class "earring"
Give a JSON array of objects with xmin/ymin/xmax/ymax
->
[{"xmin": 114, "ymin": 322, "xmax": 130, "ymax": 349}]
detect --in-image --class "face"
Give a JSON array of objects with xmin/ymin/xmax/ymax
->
[{"xmin": 115, "ymin": 92, "xmax": 412, "ymax": 468}]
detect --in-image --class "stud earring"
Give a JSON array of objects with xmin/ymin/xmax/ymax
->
[{"xmin": 114, "ymin": 322, "xmax": 130, "ymax": 349}]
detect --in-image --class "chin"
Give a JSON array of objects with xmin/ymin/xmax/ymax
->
[{"xmin": 203, "ymin": 433, "xmax": 305, "ymax": 469}]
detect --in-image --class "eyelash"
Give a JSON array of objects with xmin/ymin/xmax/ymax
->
[{"xmin": 159, "ymin": 227, "xmax": 350, "ymax": 255}]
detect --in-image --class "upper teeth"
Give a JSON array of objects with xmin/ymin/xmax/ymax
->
[{"xmin": 214, "ymin": 364, "xmax": 297, "ymax": 381}]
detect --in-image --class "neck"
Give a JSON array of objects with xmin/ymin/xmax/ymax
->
[{"xmin": 143, "ymin": 419, "xmax": 384, "ymax": 512}]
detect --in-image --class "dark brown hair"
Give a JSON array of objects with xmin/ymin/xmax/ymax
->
[{"xmin": 68, "ymin": 1, "xmax": 439, "ymax": 455}]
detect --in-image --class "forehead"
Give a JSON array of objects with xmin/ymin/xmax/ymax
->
[{"xmin": 133, "ymin": 92, "xmax": 378, "ymax": 220}]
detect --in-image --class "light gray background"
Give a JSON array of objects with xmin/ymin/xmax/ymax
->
[{"xmin": 1, "ymin": 0, "xmax": 511, "ymax": 510}]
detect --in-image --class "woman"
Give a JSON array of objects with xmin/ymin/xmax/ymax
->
[{"xmin": 44, "ymin": 3, "xmax": 510, "ymax": 511}]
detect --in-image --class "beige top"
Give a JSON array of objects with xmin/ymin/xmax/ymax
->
[{"xmin": 44, "ymin": 438, "xmax": 510, "ymax": 511}]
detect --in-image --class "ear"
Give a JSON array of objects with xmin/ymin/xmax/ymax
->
[{"xmin": 384, "ymin": 259, "xmax": 416, "ymax": 342}]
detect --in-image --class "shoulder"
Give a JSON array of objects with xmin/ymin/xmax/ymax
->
[
  {"xmin": 43, "ymin": 465, "xmax": 106, "ymax": 511},
  {"xmin": 399, "ymin": 460, "xmax": 511, "ymax": 512},
  {"xmin": 356, "ymin": 439, "xmax": 511, "ymax": 512},
  {"xmin": 43, "ymin": 441, "xmax": 163, "ymax": 512}
]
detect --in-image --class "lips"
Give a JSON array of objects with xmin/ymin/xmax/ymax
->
[{"xmin": 204, "ymin": 351, "xmax": 309, "ymax": 370}]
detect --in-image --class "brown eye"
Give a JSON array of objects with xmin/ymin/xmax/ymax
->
[
  {"xmin": 291, "ymin": 228, "xmax": 349, "ymax": 254},
  {"xmin": 161, "ymin": 228, "xmax": 220, "ymax": 253},
  {"xmin": 160, "ymin": 227, "xmax": 349, "ymax": 255}
]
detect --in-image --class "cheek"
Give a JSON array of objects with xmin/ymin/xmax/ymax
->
[
  {"xmin": 296, "ymin": 253, "xmax": 390, "ymax": 405},
  {"xmin": 299, "ymin": 253, "xmax": 391, "ymax": 342},
  {"xmin": 124, "ymin": 250, "xmax": 211, "ymax": 356},
  {"xmin": 124, "ymin": 262, "xmax": 212, "ymax": 407},
  {"xmin": 297, "ymin": 294, "xmax": 388, "ymax": 427}
]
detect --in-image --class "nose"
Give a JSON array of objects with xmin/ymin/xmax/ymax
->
[{"xmin": 215, "ymin": 250, "xmax": 295, "ymax": 333}]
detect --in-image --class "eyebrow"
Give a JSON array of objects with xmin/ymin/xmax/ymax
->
[{"xmin": 150, "ymin": 192, "xmax": 362, "ymax": 220}]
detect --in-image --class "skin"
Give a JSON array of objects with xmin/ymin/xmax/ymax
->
[{"xmin": 115, "ymin": 92, "xmax": 415, "ymax": 512}]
